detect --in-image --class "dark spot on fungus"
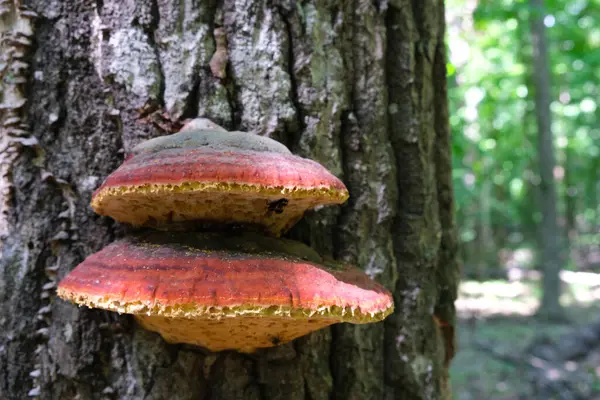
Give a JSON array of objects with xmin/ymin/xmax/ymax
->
[
  {"xmin": 267, "ymin": 198, "xmax": 288, "ymax": 214},
  {"xmin": 166, "ymin": 211, "xmax": 174, "ymax": 222},
  {"xmin": 270, "ymin": 335, "xmax": 281, "ymax": 345}
]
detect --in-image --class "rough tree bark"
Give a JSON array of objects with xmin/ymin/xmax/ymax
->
[{"xmin": 0, "ymin": 1, "xmax": 459, "ymax": 399}]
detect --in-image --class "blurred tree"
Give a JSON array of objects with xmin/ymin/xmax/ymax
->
[
  {"xmin": 447, "ymin": 0, "xmax": 599, "ymax": 281},
  {"xmin": 529, "ymin": 0, "xmax": 565, "ymax": 320}
]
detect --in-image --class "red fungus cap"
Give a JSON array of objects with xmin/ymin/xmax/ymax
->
[
  {"xmin": 57, "ymin": 232, "xmax": 393, "ymax": 352},
  {"xmin": 90, "ymin": 120, "xmax": 348, "ymax": 236}
]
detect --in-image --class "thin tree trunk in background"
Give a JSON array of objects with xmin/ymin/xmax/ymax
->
[
  {"xmin": 0, "ymin": 1, "xmax": 459, "ymax": 399},
  {"xmin": 596, "ymin": 158, "xmax": 600, "ymax": 228},
  {"xmin": 591, "ymin": 152, "xmax": 600, "ymax": 230},
  {"xmin": 564, "ymin": 145, "xmax": 576, "ymax": 248},
  {"xmin": 529, "ymin": 0, "xmax": 565, "ymax": 320},
  {"xmin": 478, "ymin": 177, "xmax": 495, "ymax": 278}
]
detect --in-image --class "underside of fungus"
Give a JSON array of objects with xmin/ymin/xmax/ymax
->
[
  {"xmin": 91, "ymin": 126, "xmax": 349, "ymax": 236},
  {"xmin": 57, "ymin": 232, "xmax": 394, "ymax": 352}
]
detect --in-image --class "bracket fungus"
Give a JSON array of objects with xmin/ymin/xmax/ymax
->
[
  {"xmin": 57, "ymin": 232, "xmax": 393, "ymax": 352},
  {"xmin": 91, "ymin": 120, "xmax": 349, "ymax": 236},
  {"xmin": 58, "ymin": 118, "xmax": 394, "ymax": 353}
]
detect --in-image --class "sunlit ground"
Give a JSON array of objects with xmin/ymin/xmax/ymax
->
[
  {"xmin": 451, "ymin": 271, "xmax": 600, "ymax": 399},
  {"xmin": 457, "ymin": 270, "xmax": 600, "ymax": 318}
]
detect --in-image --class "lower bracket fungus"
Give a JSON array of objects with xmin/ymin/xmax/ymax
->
[{"xmin": 57, "ymin": 232, "xmax": 393, "ymax": 353}]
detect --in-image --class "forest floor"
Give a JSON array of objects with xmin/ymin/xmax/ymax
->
[{"xmin": 450, "ymin": 275, "xmax": 600, "ymax": 399}]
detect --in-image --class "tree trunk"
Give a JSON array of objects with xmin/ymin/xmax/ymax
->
[
  {"xmin": 529, "ymin": 0, "xmax": 565, "ymax": 320},
  {"xmin": 477, "ymin": 178, "xmax": 496, "ymax": 279},
  {"xmin": 564, "ymin": 145, "xmax": 576, "ymax": 248},
  {"xmin": 0, "ymin": 1, "xmax": 459, "ymax": 399}
]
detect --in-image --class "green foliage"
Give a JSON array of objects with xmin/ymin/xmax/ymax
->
[{"xmin": 447, "ymin": 0, "xmax": 600, "ymax": 267}]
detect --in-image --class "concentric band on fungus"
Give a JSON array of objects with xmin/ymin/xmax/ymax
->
[
  {"xmin": 57, "ymin": 232, "xmax": 394, "ymax": 352},
  {"xmin": 91, "ymin": 145, "xmax": 349, "ymax": 236}
]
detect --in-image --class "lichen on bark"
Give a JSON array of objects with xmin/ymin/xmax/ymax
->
[{"xmin": 0, "ymin": 1, "xmax": 458, "ymax": 399}]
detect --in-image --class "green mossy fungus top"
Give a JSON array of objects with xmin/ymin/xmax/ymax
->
[
  {"xmin": 132, "ymin": 231, "xmax": 343, "ymax": 271},
  {"xmin": 132, "ymin": 128, "xmax": 291, "ymax": 156}
]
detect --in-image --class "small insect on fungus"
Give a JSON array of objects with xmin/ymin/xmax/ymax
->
[
  {"xmin": 270, "ymin": 336, "xmax": 282, "ymax": 345},
  {"xmin": 267, "ymin": 198, "xmax": 288, "ymax": 214}
]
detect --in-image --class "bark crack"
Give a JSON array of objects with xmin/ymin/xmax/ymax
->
[
  {"xmin": 142, "ymin": 0, "xmax": 165, "ymax": 108},
  {"xmin": 276, "ymin": 5, "xmax": 304, "ymax": 150},
  {"xmin": 213, "ymin": 3, "xmax": 237, "ymax": 129},
  {"xmin": 432, "ymin": 0, "xmax": 458, "ymax": 371},
  {"xmin": 181, "ymin": 2, "xmax": 221, "ymax": 122}
]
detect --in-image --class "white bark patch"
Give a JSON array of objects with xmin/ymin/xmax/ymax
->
[
  {"xmin": 226, "ymin": 6, "xmax": 296, "ymax": 134},
  {"xmin": 91, "ymin": 10, "xmax": 105, "ymax": 80},
  {"xmin": 78, "ymin": 175, "xmax": 100, "ymax": 193},
  {"xmin": 365, "ymin": 251, "xmax": 385, "ymax": 280},
  {"xmin": 107, "ymin": 28, "xmax": 161, "ymax": 106},
  {"xmin": 158, "ymin": 24, "xmax": 212, "ymax": 118},
  {"xmin": 63, "ymin": 323, "xmax": 73, "ymax": 342},
  {"xmin": 154, "ymin": 0, "xmax": 218, "ymax": 120}
]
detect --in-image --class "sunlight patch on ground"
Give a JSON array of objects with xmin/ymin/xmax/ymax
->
[
  {"xmin": 452, "ymin": 274, "xmax": 600, "ymax": 400},
  {"xmin": 456, "ymin": 271, "xmax": 600, "ymax": 318}
]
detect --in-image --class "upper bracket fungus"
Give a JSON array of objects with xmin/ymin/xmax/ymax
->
[
  {"xmin": 91, "ymin": 120, "xmax": 349, "ymax": 236},
  {"xmin": 57, "ymin": 232, "xmax": 393, "ymax": 353}
]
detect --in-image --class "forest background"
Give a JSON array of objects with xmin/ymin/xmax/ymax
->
[{"xmin": 447, "ymin": 0, "xmax": 600, "ymax": 398}]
